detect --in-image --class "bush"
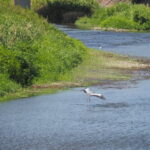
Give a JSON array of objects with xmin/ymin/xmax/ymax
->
[
  {"xmin": 132, "ymin": 5, "xmax": 150, "ymax": 30},
  {"xmin": 32, "ymin": 0, "xmax": 99, "ymax": 10},
  {"xmin": 101, "ymin": 16, "xmax": 136, "ymax": 29},
  {"xmin": 0, "ymin": 74, "xmax": 20, "ymax": 97},
  {"xmin": 36, "ymin": 0, "xmax": 99, "ymax": 23},
  {"xmin": 0, "ymin": 2, "xmax": 87, "ymax": 87},
  {"xmin": 0, "ymin": 45, "xmax": 38, "ymax": 86},
  {"xmin": 33, "ymin": 33, "xmax": 86, "ymax": 82},
  {"xmin": 76, "ymin": 3, "xmax": 150, "ymax": 31}
]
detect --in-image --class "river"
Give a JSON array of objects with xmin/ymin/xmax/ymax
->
[
  {"xmin": 57, "ymin": 25, "xmax": 150, "ymax": 57},
  {"xmin": 0, "ymin": 26, "xmax": 150, "ymax": 150}
]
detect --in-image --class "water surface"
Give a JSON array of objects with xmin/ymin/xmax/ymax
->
[
  {"xmin": 0, "ymin": 25, "xmax": 150, "ymax": 150},
  {"xmin": 57, "ymin": 25, "xmax": 150, "ymax": 57}
]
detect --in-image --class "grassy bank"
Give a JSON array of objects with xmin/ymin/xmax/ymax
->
[
  {"xmin": 0, "ymin": 2, "xmax": 86, "ymax": 99},
  {"xmin": 2, "ymin": 0, "xmax": 150, "ymax": 31},
  {"xmin": 1, "ymin": 49, "xmax": 150, "ymax": 102},
  {"xmin": 0, "ymin": 1, "xmax": 150, "ymax": 102},
  {"xmin": 76, "ymin": 3, "xmax": 150, "ymax": 31},
  {"xmin": 32, "ymin": 0, "xmax": 150, "ymax": 31},
  {"xmin": 59, "ymin": 49, "xmax": 150, "ymax": 84},
  {"xmin": 1, "ymin": 0, "xmax": 99, "ymax": 23}
]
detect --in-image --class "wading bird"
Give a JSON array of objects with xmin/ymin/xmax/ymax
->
[{"xmin": 82, "ymin": 88, "xmax": 106, "ymax": 102}]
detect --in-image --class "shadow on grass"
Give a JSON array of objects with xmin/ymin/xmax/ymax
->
[{"xmin": 37, "ymin": 1, "xmax": 93, "ymax": 23}]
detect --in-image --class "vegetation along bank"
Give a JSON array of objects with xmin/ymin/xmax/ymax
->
[
  {"xmin": 0, "ymin": 0, "xmax": 150, "ymax": 101},
  {"xmin": 0, "ymin": 2, "xmax": 86, "ymax": 100},
  {"xmin": 31, "ymin": 0, "xmax": 150, "ymax": 32},
  {"xmin": 76, "ymin": 3, "xmax": 150, "ymax": 31}
]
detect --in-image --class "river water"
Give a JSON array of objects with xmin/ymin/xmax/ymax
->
[
  {"xmin": 57, "ymin": 25, "xmax": 150, "ymax": 57},
  {"xmin": 0, "ymin": 26, "xmax": 150, "ymax": 150}
]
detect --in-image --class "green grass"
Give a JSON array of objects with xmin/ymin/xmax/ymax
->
[
  {"xmin": 0, "ymin": 0, "xmax": 99, "ymax": 26},
  {"xmin": 0, "ymin": 2, "xmax": 87, "ymax": 97},
  {"xmin": 32, "ymin": 0, "xmax": 99, "ymax": 10},
  {"xmin": 1, "ymin": 48, "xmax": 149, "ymax": 102},
  {"xmin": 0, "ymin": 0, "xmax": 150, "ymax": 102},
  {"xmin": 0, "ymin": 74, "xmax": 21, "ymax": 97},
  {"xmin": 59, "ymin": 49, "xmax": 149, "ymax": 85},
  {"xmin": 76, "ymin": 3, "xmax": 150, "ymax": 31},
  {"xmin": 2, "ymin": 0, "xmax": 150, "ymax": 30},
  {"xmin": 0, "ymin": 86, "xmax": 60, "ymax": 102}
]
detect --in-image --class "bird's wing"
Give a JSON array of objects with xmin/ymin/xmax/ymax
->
[
  {"xmin": 85, "ymin": 88, "xmax": 92, "ymax": 94},
  {"xmin": 92, "ymin": 93, "xmax": 106, "ymax": 100}
]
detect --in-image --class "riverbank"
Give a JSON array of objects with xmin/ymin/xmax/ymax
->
[
  {"xmin": 76, "ymin": 3, "xmax": 150, "ymax": 32},
  {"xmin": 0, "ymin": 2, "xmax": 86, "ymax": 99},
  {"xmin": 1, "ymin": 49, "xmax": 150, "ymax": 102},
  {"xmin": 2, "ymin": 0, "xmax": 150, "ymax": 32},
  {"xmin": 0, "ymin": 1, "xmax": 150, "ymax": 102},
  {"xmin": 34, "ymin": 1, "xmax": 150, "ymax": 32},
  {"xmin": 33, "ymin": 0, "xmax": 150, "ymax": 33},
  {"xmin": 60, "ymin": 49, "xmax": 150, "ymax": 83}
]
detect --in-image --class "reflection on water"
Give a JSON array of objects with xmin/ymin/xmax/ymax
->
[
  {"xmin": 0, "ymin": 25, "xmax": 150, "ymax": 150},
  {"xmin": 91, "ymin": 102, "xmax": 129, "ymax": 108}
]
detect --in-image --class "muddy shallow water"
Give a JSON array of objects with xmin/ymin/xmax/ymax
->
[{"xmin": 0, "ymin": 26, "xmax": 150, "ymax": 150}]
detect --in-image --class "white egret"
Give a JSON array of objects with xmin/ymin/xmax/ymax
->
[{"xmin": 82, "ymin": 88, "xmax": 106, "ymax": 102}]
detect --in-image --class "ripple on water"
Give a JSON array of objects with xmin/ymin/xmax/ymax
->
[
  {"xmin": 91, "ymin": 103, "xmax": 129, "ymax": 108},
  {"xmin": 0, "ymin": 26, "xmax": 150, "ymax": 150}
]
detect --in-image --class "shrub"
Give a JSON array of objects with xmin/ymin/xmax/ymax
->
[
  {"xmin": 76, "ymin": 3, "xmax": 150, "ymax": 31},
  {"xmin": 0, "ymin": 45, "xmax": 38, "ymax": 86},
  {"xmin": 101, "ymin": 16, "xmax": 136, "ymax": 29},
  {"xmin": 32, "ymin": 0, "xmax": 99, "ymax": 10},
  {"xmin": 36, "ymin": 0, "xmax": 99, "ymax": 23},
  {"xmin": 132, "ymin": 5, "xmax": 150, "ymax": 30},
  {"xmin": 0, "ymin": 2, "xmax": 87, "ymax": 87},
  {"xmin": 0, "ymin": 74, "xmax": 20, "ymax": 97}
]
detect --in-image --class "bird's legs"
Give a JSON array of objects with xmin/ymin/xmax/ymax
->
[
  {"xmin": 86, "ymin": 96, "xmax": 91, "ymax": 102},
  {"xmin": 86, "ymin": 96, "xmax": 89, "ymax": 102},
  {"xmin": 88, "ymin": 96, "xmax": 91, "ymax": 102}
]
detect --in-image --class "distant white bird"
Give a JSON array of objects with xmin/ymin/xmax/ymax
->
[
  {"xmin": 82, "ymin": 88, "xmax": 106, "ymax": 102},
  {"xmin": 99, "ymin": 46, "xmax": 102, "ymax": 49}
]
